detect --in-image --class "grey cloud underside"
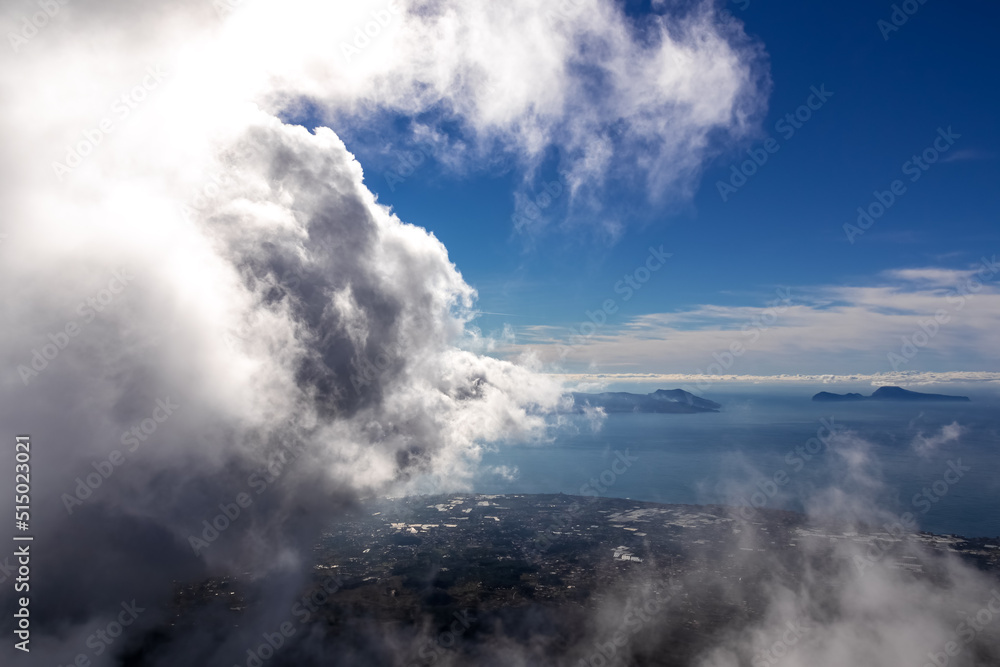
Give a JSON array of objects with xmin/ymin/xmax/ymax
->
[
  {"xmin": 0, "ymin": 114, "xmax": 562, "ymax": 661},
  {"xmin": 223, "ymin": 125, "xmax": 404, "ymax": 418}
]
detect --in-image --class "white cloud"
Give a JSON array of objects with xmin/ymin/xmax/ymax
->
[
  {"xmin": 882, "ymin": 267, "xmax": 977, "ymax": 286},
  {"xmin": 262, "ymin": 0, "xmax": 769, "ymax": 234},
  {"xmin": 513, "ymin": 266, "xmax": 1000, "ymax": 377},
  {"xmin": 911, "ymin": 421, "xmax": 964, "ymax": 457},
  {"xmin": 696, "ymin": 428, "xmax": 1000, "ymax": 667},
  {"xmin": 550, "ymin": 371, "xmax": 1000, "ymax": 388}
]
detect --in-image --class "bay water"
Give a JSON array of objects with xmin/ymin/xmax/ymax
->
[{"xmin": 473, "ymin": 389, "xmax": 1000, "ymax": 537}]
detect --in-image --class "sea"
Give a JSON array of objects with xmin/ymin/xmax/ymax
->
[{"xmin": 472, "ymin": 387, "xmax": 1000, "ymax": 538}]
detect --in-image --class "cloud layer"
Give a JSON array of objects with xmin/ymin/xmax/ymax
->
[
  {"xmin": 516, "ymin": 263, "xmax": 1000, "ymax": 378},
  {"xmin": 266, "ymin": 0, "xmax": 768, "ymax": 236}
]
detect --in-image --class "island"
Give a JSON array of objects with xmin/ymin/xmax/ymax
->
[
  {"xmin": 570, "ymin": 388, "xmax": 721, "ymax": 413},
  {"xmin": 812, "ymin": 386, "xmax": 970, "ymax": 402}
]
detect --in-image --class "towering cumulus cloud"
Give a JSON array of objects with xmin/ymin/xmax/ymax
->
[{"xmin": 0, "ymin": 0, "xmax": 766, "ymax": 663}]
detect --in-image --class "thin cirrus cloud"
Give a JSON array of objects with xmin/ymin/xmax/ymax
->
[
  {"xmin": 881, "ymin": 267, "xmax": 981, "ymax": 286},
  {"xmin": 512, "ymin": 266, "xmax": 1000, "ymax": 378},
  {"xmin": 939, "ymin": 148, "xmax": 993, "ymax": 163},
  {"xmin": 552, "ymin": 371, "xmax": 1000, "ymax": 388}
]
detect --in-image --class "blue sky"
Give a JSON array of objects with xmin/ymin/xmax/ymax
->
[{"xmin": 284, "ymin": 0, "xmax": 1000, "ymax": 383}]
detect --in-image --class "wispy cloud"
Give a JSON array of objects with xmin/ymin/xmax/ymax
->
[
  {"xmin": 276, "ymin": 0, "xmax": 770, "ymax": 236},
  {"xmin": 882, "ymin": 267, "xmax": 978, "ymax": 286},
  {"xmin": 911, "ymin": 421, "xmax": 964, "ymax": 457},
  {"xmin": 512, "ymin": 261, "xmax": 1000, "ymax": 376},
  {"xmin": 551, "ymin": 370, "xmax": 1000, "ymax": 388},
  {"xmin": 940, "ymin": 148, "xmax": 993, "ymax": 163}
]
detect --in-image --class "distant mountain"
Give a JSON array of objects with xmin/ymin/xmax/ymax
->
[
  {"xmin": 812, "ymin": 386, "xmax": 970, "ymax": 402},
  {"xmin": 570, "ymin": 388, "xmax": 721, "ymax": 414},
  {"xmin": 812, "ymin": 392, "xmax": 867, "ymax": 402}
]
